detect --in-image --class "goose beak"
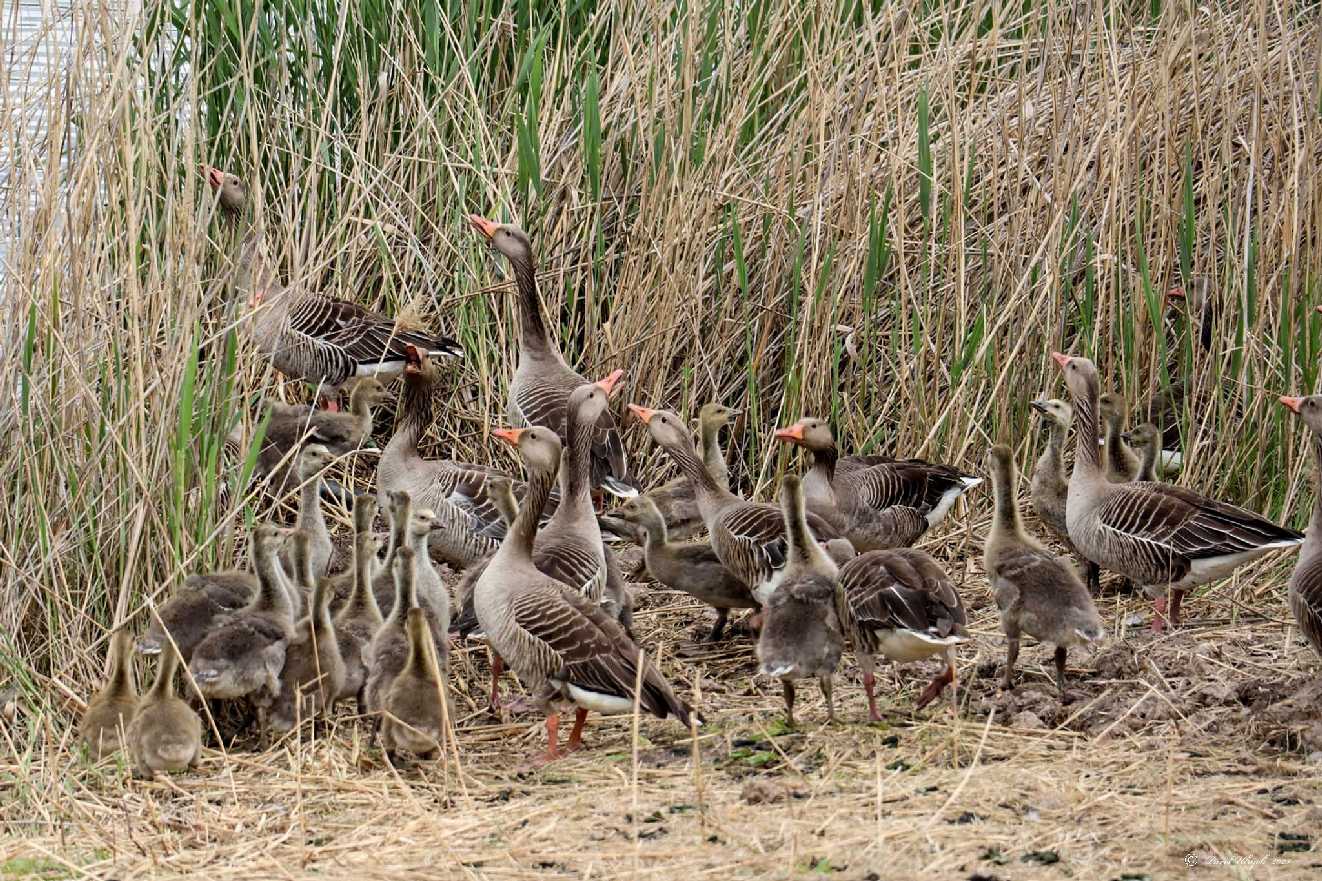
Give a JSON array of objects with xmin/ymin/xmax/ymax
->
[
  {"xmin": 493, "ymin": 428, "xmax": 524, "ymax": 446},
  {"xmin": 1280, "ymin": 396, "xmax": 1304, "ymax": 414},
  {"xmin": 403, "ymin": 345, "xmax": 423, "ymax": 374},
  {"xmin": 594, "ymin": 369, "xmax": 625, "ymax": 397},
  {"xmin": 1316, "ymin": 304, "xmax": 1322, "ymax": 316},
  {"xmin": 627, "ymin": 404, "xmax": 656, "ymax": 424},
  {"xmin": 1051, "ymin": 352, "xmax": 1072, "ymax": 370},
  {"xmin": 774, "ymin": 423, "xmax": 806, "ymax": 443},
  {"xmin": 1165, "ymin": 286, "xmax": 1185, "ymax": 303},
  {"xmin": 200, "ymin": 164, "xmax": 225, "ymax": 191},
  {"xmin": 1029, "ymin": 399, "xmax": 1049, "ymax": 414},
  {"xmin": 468, "ymin": 214, "xmax": 500, "ymax": 239}
]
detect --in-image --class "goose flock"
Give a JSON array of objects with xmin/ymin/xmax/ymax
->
[{"xmin": 78, "ymin": 166, "xmax": 1322, "ymax": 775}]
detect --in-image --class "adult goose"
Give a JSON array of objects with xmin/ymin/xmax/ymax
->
[
  {"xmin": 472, "ymin": 426, "xmax": 698, "ymax": 765},
  {"xmin": 1279, "ymin": 395, "xmax": 1322, "ymax": 661},
  {"xmin": 772, "ymin": 418, "xmax": 981, "ymax": 552},
  {"xmin": 378, "ymin": 347, "xmax": 538, "ymax": 563},
  {"xmin": 601, "ymin": 402, "xmax": 737, "ymax": 544},
  {"xmin": 631, "ymin": 406, "xmax": 851, "ymax": 604},
  {"xmin": 202, "ymin": 166, "xmax": 462, "ymax": 409},
  {"xmin": 984, "ymin": 445, "xmax": 1102, "ymax": 695},
  {"xmin": 468, "ymin": 215, "xmax": 635, "ymax": 498},
  {"xmin": 1028, "ymin": 398, "xmax": 1100, "ymax": 593},
  {"xmin": 839, "ymin": 548, "xmax": 968, "ymax": 718},
  {"xmin": 1054, "ymin": 353, "xmax": 1303, "ymax": 631}
]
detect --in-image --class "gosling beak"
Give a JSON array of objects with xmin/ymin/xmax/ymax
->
[
  {"xmin": 1029, "ymin": 399, "xmax": 1050, "ymax": 414},
  {"xmin": 627, "ymin": 404, "xmax": 656, "ymax": 424},
  {"xmin": 468, "ymin": 214, "xmax": 500, "ymax": 239},
  {"xmin": 595, "ymin": 369, "xmax": 625, "ymax": 397},
  {"xmin": 1279, "ymin": 396, "xmax": 1304, "ymax": 414},
  {"xmin": 493, "ymin": 428, "xmax": 524, "ymax": 446},
  {"xmin": 773, "ymin": 422, "xmax": 806, "ymax": 443},
  {"xmin": 1051, "ymin": 352, "xmax": 1072, "ymax": 370}
]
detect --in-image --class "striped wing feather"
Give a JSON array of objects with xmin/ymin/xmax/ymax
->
[
  {"xmin": 840, "ymin": 549, "xmax": 966, "ymax": 638},
  {"xmin": 850, "ymin": 460, "xmax": 974, "ymax": 513},
  {"xmin": 285, "ymin": 292, "xmax": 459, "ymax": 376},
  {"xmin": 509, "ymin": 584, "xmax": 684, "ymax": 720},
  {"xmin": 1097, "ymin": 482, "xmax": 1302, "ymax": 560},
  {"xmin": 1289, "ymin": 561, "xmax": 1322, "ymax": 657}
]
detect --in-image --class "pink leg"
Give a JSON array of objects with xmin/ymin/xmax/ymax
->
[
  {"xmin": 318, "ymin": 393, "xmax": 341, "ymax": 412},
  {"xmin": 565, "ymin": 708, "xmax": 589, "ymax": 752},
  {"xmin": 530, "ymin": 713, "xmax": 562, "ymax": 767},
  {"xmin": 1168, "ymin": 590, "xmax": 1185, "ymax": 627},
  {"xmin": 1151, "ymin": 596, "xmax": 1168, "ymax": 634},
  {"xmin": 914, "ymin": 664, "xmax": 955, "ymax": 711},
  {"xmin": 863, "ymin": 671, "xmax": 881, "ymax": 723}
]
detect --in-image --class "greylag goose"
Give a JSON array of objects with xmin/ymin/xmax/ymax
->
[
  {"xmin": 1279, "ymin": 395, "xmax": 1322, "ymax": 661},
  {"xmin": 1122, "ymin": 423, "xmax": 1162, "ymax": 483},
  {"xmin": 189, "ymin": 525, "xmax": 295, "ymax": 707},
  {"xmin": 1099, "ymin": 393, "xmax": 1140, "ymax": 483},
  {"xmin": 839, "ymin": 548, "xmax": 968, "ymax": 718},
  {"xmin": 472, "ymin": 426, "xmax": 697, "ymax": 765},
  {"xmin": 381, "ymin": 606, "xmax": 448, "ymax": 762},
  {"xmin": 1028, "ymin": 398, "xmax": 1100, "ymax": 593},
  {"xmin": 80, "ymin": 628, "xmax": 138, "ymax": 759},
  {"xmin": 772, "ymin": 418, "xmax": 981, "ymax": 552},
  {"xmin": 333, "ymin": 519, "xmax": 383, "ymax": 715},
  {"xmin": 631, "ymin": 406, "xmax": 850, "ymax": 604},
  {"xmin": 137, "ymin": 550, "xmax": 272, "ymax": 663},
  {"xmin": 468, "ymin": 215, "xmax": 636, "ymax": 498},
  {"xmin": 278, "ymin": 444, "xmax": 335, "ymax": 580},
  {"xmin": 269, "ymin": 531, "xmax": 345, "ymax": 733},
  {"xmin": 369, "ymin": 494, "xmax": 450, "ymax": 646},
  {"xmin": 377, "ymin": 348, "xmax": 522, "ymax": 567},
  {"xmin": 1054, "ymin": 352, "xmax": 1303, "ymax": 631},
  {"xmin": 202, "ymin": 168, "xmax": 461, "ymax": 409},
  {"xmin": 984, "ymin": 445, "xmax": 1103, "ymax": 695},
  {"xmin": 327, "ymin": 494, "xmax": 381, "ymax": 613},
  {"xmin": 756, "ymin": 476, "xmax": 847, "ymax": 725},
  {"xmin": 612, "ymin": 495, "xmax": 756, "ymax": 642},
  {"xmin": 364, "ymin": 546, "xmax": 419, "ymax": 715},
  {"xmin": 127, "ymin": 644, "xmax": 201, "ymax": 778},
  {"xmin": 601, "ymin": 402, "xmax": 737, "ymax": 544}
]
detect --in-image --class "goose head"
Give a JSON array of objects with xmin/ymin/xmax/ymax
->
[
  {"xmin": 698, "ymin": 402, "xmax": 739, "ymax": 431},
  {"xmin": 627, "ymin": 405, "xmax": 691, "ymax": 453},
  {"xmin": 1051, "ymin": 353, "xmax": 1100, "ymax": 403},
  {"xmin": 468, "ymin": 215, "xmax": 534, "ymax": 264},
  {"xmin": 1029, "ymin": 398, "xmax": 1072, "ymax": 430},
  {"xmin": 409, "ymin": 508, "xmax": 440, "ymax": 539},
  {"xmin": 494, "ymin": 426, "xmax": 563, "ymax": 478},
  {"xmin": 567, "ymin": 370, "xmax": 625, "ymax": 427},
  {"xmin": 1121, "ymin": 423, "xmax": 1160, "ymax": 449},
  {"xmin": 200, "ymin": 164, "xmax": 248, "ymax": 216},
  {"xmin": 772, "ymin": 417, "xmax": 835, "ymax": 453},
  {"xmin": 297, "ymin": 443, "xmax": 334, "ymax": 480},
  {"xmin": 1281, "ymin": 394, "xmax": 1322, "ymax": 435}
]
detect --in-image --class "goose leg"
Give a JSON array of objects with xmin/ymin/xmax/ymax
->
[
  {"xmin": 820, "ymin": 676, "xmax": 835, "ymax": 723},
  {"xmin": 914, "ymin": 659, "xmax": 956, "ymax": 712},
  {"xmin": 1168, "ymin": 590, "xmax": 1186, "ymax": 627},
  {"xmin": 533, "ymin": 712, "xmax": 562, "ymax": 767},
  {"xmin": 1151, "ymin": 595, "xmax": 1169, "ymax": 633},
  {"xmin": 706, "ymin": 608, "xmax": 730, "ymax": 642},
  {"xmin": 1085, "ymin": 561, "xmax": 1100, "ymax": 595},
  {"xmin": 1003, "ymin": 635, "xmax": 1020, "ymax": 691},
  {"xmin": 488, "ymin": 653, "xmax": 504, "ymax": 715},
  {"xmin": 566, "ymin": 707, "xmax": 589, "ymax": 752},
  {"xmin": 1053, "ymin": 645, "xmax": 1068, "ymax": 696},
  {"xmin": 860, "ymin": 653, "xmax": 882, "ymax": 722},
  {"xmin": 782, "ymin": 680, "xmax": 796, "ymax": 728}
]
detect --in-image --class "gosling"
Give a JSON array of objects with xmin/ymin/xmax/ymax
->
[
  {"xmin": 127, "ymin": 645, "xmax": 202, "ymax": 778},
  {"xmin": 79, "ymin": 627, "xmax": 138, "ymax": 759}
]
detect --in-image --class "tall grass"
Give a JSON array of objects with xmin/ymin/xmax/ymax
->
[{"xmin": 2, "ymin": 0, "xmax": 1320, "ymax": 700}]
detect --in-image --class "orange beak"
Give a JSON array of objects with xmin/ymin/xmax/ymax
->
[
  {"xmin": 200, "ymin": 164, "xmax": 225, "ymax": 191},
  {"xmin": 403, "ymin": 344, "xmax": 423, "ymax": 374},
  {"xmin": 627, "ymin": 404, "xmax": 656, "ymax": 424},
  {"xmin": 595, "ymin": 369, "xmax": 625, "ymax": 397},
  {"xmin": 493, "ymin": 428, "xmax": 524, "ymax": 445},
  {"xmin": 1164, "ymin": 286, "xmax": 1185, "ymax": 302},
  {"xmin": 1316, "ymin": 305, "xmax": 1322, "ymax": 316},
  {"xmin": 469, "ymin": 214, "xmax": 500, "ymax": 239},
  {"xmin": 774, "ymin": 422, "xmax": 806, "ymax": 443},
  {"xmin": 1280, "ymin": 396, "xmax": 1304, "ymax": 414},
  {"xmin": 1051, "ymin": 352, "xmax": 1072, "ymax": 370}
]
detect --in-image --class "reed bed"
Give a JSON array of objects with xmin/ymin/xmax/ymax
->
[{"xmin": 2, "ymin": 0, "xmax": 1321, "ymax": 876}]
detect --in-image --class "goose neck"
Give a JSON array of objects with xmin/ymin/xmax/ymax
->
[{"xmin": 510, "ymin": 251, "xmax": 553, "ymax": 357}]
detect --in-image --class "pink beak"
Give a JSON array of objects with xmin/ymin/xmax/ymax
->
[
  {"xmin": 1051, "ymin": 352, "xmax": 1072, "ymax": 370},
  {"xmin": 200, "ymin": 164, "xmax": 225, "ymax": 191},
  {"xmin": 1280, "ymin": 396, "xmax": 1304, "ymax": 414},
  {"xmin": 594, "ymin": 369, "xmax": 625, "ymax": 397}
]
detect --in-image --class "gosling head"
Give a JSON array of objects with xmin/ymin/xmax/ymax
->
[
  {"xmin": 698, "ymin": 402, "xmax": 739, "ymax": 430},
  {"xmin": 1029, "ymin": 398, "xmax": 1071, "ymax": 430},
  {"xmin": 298, "ymin": 443, "xmax": 334, "ymax": 479}
]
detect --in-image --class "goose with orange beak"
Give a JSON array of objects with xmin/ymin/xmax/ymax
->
[
  {"xmin": 1053, "ymin": 352, "xmax": 1302, "ymax": 631},
  {"xmin": 471, "ymin": 425, "xmax": 699, "ymax": 766},
  {"xmin": 469, "ymin": 214, "xmax": 637, "ymax": 499},
  {"xmin": 1279, "ymin": 394, "xmax": 1322, "ymax": 661},
  {"xmin": 772, "ymin": 417, "xmax": 981, "ymax": 552},
  {"xmin": 631, "ymin": 405, "xmax": 851, "ymax": 604}
]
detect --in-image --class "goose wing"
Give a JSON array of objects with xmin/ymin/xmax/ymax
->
[
  {"xmin": 839, "ymin": 549, "xmax": 966, "ymax": 638},
  {"xmin": 283, "ymin": 292, "xmax": 461, "ymax": 378},
  {"xmin": 714, "ymin": 503, "xmax": 788, "ymax": 586},
  {"xmin": 1097, "ymin": 483, "xmax": 1303, "ymax": 561},
  {"xmin": 508, "ymin": 583, "xmax": 692, "ymax": 722},
  {"xmin": 850, "ymin": 460, "xmax": 979, "ymax": 514},
  {"xmin": 1290, "ymin": 561, "xmax": 1322, "ymax": 656}
]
